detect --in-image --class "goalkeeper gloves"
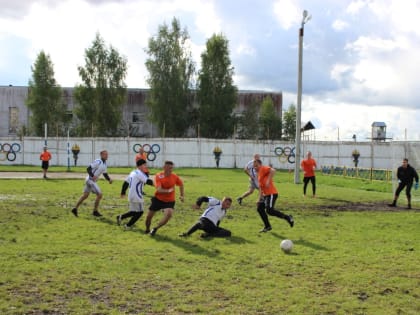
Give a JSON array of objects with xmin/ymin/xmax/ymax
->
[{"xmin": 415, "ymin": 182, "xmax": 419, "ymax": 190}]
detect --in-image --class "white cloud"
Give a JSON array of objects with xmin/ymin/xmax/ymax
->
[
  {"xmin": 332, "ymin": 19, "xmax": 349, "ymax": 31},
  {"xmin": 273, "ymin": 0, "xmax": 300, "ymax": 30},
  {"xmin": 346, "ymin": 0, "xmax": 368, "ymax": 15}
]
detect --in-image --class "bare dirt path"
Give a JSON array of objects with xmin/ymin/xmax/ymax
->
[{"xmin": 0, "ymin": 172, "xmax": 127, "ymax": 180}]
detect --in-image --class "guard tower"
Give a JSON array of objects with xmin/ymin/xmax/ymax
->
[{"xmin": 371, "ymin": 122, "xmax": 387, "ymax": 141}]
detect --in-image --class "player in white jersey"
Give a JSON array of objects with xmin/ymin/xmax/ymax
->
[
  {"xmin": 237, "ymin": 153, "xmax": 260, "ymax": 205},
  {"xmin": 71, "ymin": 150, "xmax": 113, "ymax": 217},
  {"xmin": 117, "ymin": 159, "xmax": 154, "ymax": 229},
  {"xmin": 179, "ymin": 196, "xmax": 232, "ymax": 238}
]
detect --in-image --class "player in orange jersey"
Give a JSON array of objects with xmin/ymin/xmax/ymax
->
[
  {"xmin": 300, "ymin": 151, "xmax": 317, "ymax": 197},
  {"xmin": 145, "ymin": 160, "xmax": 184, "ymax": 236},
  {"xmin": 253, "ymin": 159, "xmax": 294, "ymax": 233}
]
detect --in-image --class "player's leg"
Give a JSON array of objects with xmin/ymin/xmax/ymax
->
[
  {"xmin": 265, "ymin": 194, "xmax": 294, "ymax": 227},
  {"xmin": 150, "ymin": 208, "xmax": 174, "ymax": 235},
  {"xmin": 72, "ymin": 191, "xmax": 90, "ymax": 217},
  {"xmin": 311, "ymin": 176, "xmax": 316, "ymax": 197},
  {"xmin": 390, "ymin": 183, "xmax": 405, "ymax": 206},
  {"xmin": 212, "ymin": 226, "xmax": 231, "ymax": 237},
  {"xmin": 406, "ymin": 182, "xmax": 413, "ymax": 209},
  {"xmin": 145, "ymin": 210, "xmax": 156, "ymax": 233},
  {"xmin": 257, "ymin": 199, "xmax": 271, "ymax": 232},
  {"xmin": 180, "ymin": 220, "xmax": 203, "ymax": 236},
  {"xmin": 92, "ymin": 192, "xmax": 103, "ymax": 216},
  {"xmin": 303, "ymin": 177, "xmax": 310, "ymax": 196}
]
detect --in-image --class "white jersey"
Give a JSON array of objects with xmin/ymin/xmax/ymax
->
[
  {"xmin": 201, "ymin": 197, "xmax": 227, "ymax": 226},
  {"xmin": 85, "ymin": 158, "xmax": 108, "ymax": 182},
  {"xmin": 245, "ymin": 159, "xmax": 259, "ymax": 188},
  {"xmin": 127, "ymin": 169, "xmax": 148, "ymax": 203}
]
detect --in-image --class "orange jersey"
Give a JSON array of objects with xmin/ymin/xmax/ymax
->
[
  {"xmin": 135, "ymin": 153, "xmax": 149, "ymax": 172},
  {"xmin": 301, "ymin": 158, "xmax": 317, "ymax": 177},
  {"xmin": 40, "ymin": 151, "xmax": 52, "ymax": 162},
  {"xmin": 135, "ymin": 152, "xmax": 147, "ymax": 162},
  {"xmin": 258, "ymin": 165, "xmax": 278, "ymax": 196},
  {"xmin": 154, "ymin": 172, "xmax": 183, "ymax": 202}
]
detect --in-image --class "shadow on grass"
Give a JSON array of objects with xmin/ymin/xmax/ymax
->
[
  {"xmin": 294, "ymin": 238, "xmax": 330, "ymax": 251},
  {"xmin": 149, "ymin": 234, "xmax": 222, "ymax": 257}
]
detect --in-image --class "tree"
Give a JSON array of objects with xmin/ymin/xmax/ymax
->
[
  {"xmin": 26, "ymin": 51, "xmax": 66, "ymax": 136},
  {"xmin": 74, "ymin": 33, "xmax": 127, "ymax": 136},
  {"xmin": 259, "ymin": 96, "xmax": 282, "ymax": 140},
  {"xmin": 196, "ymin": 33, "xmax": 237, "ymax": 138},
  {"xmin": 283, "ymin": 104, "xmax": 296, "ymax": 140},
  {"xmin": 145, "ymin": 18, "xmax": 195, "ymax": 137},
  {"xmin": 237, "ymin": 99, "xmax": 259, "ymax": 139}
]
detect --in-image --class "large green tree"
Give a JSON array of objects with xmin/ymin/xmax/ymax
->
[
  {"xmin": 196, "ymin": 33, "xmax": 237, "ymax": 138},
  {"xmin": 259, "ymin": 96, "xmax": 282, "ymax": 140},
  {"xmin": 26, "ymin": 51, "xmax": 66, "ymax": 136},
  {"xmin": 237, "ymin": 99, "xmax": 259, "ymax": 139},
  {"xmin": 145, "ymin": 18, "xmax": 195, "ymax": 137},
  {"xmin": 282, "ymin": 104, "xmax": 296, "ymax": 140},
  {"xmin": 74, "ymin": 33, "xmax": 127, "ymax": 136}
]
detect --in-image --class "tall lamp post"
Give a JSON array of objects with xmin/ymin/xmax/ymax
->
[{"xmin": 294, "ymin": 10, "xmax": 311, "ymax": 184}]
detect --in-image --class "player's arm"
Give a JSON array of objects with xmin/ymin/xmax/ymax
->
[
  {"xmin": 265, "ymin": 168, "xmax": 275, "ymax": 187},
  {"xmin": 87, "ymin": 166, "xmax": 95, "ymax": 178},
  {"xmin": 103, "ymin": 172, "xmax": 112, "ymax": 184},
  {"xmin": 156, "ymin": 185, "xmax": 174, "ymax": 194},
  {"xmin": 193, "ymin": 196, "xmax": 209, "ymax": 209},
  {"xmin": 179, "ymin": 184, "xmax": 185, "ymax": 202},
  {"xmin": 120, "ymin": 180, "xmax": 129, "ymax": 197}
]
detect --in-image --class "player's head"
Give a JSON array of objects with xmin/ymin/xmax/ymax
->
[
  {"xmin": 307, "ymin": 151, "xmax": 312, "ymax": 158},
  {"xmin": 253, "ymin": 153, "xmax": 260, "ymax": 160},
  {"xmin": 222, "ymin": 197, "xmax": 232, "ymax": 209},
  {"xmin": 253, "ymin": 159, "xmax": 262, "ymax": 171},
  {"xmin": 136, "ymin": 159, "xmax": 147, "ymax": 167},
  {"xmin": 163, "ymin": 160, "xmax": 174, "ymax": 173},
  {"xmin": 100, "ymin": 150, "xmax": 108, "ymax": 160},
  {"xmin": 402, "ymin": 158, "xmax": 408, "ymax": 167}
]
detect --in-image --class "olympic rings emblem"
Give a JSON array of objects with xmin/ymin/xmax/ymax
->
[
  {"xmin": 132, "ymin": 143, "xmax": 161, "ymax": 162},
  {"xmin": 0, "ymin": 142, "xmax": 21, "ymax": 162},
  {"xmin": 274, "ymin": 146, "xmax": 295, "ymax": 164}
]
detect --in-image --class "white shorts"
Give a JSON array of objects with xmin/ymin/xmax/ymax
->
[
  {"xmin": 249, "ymin": 178, "xmax": 259, "ymax": 190},
  {"xmin": 129, "ymin": 201, "xmax": 144, "ymax": 212},
  {"xmin": 83, "ymin": 179, "xmax": 102, "ymax": 195}
]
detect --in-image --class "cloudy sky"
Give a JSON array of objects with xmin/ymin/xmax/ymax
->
[{"xmin": 1, "ymin": 0, "xmax": 419, "ymax": 141}]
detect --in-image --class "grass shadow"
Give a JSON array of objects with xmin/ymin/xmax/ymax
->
[
  {"xmin": 149, "ymin": 234, "xmax": 222, "ymax": 257},
  {"xmin": 294, "ymin": 238, "xmax": 330, "ymax": 251}
]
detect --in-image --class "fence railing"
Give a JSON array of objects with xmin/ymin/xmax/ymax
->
[{"xmin": 321, "ymin": 166, "xmax": 392, "ymax": 182}]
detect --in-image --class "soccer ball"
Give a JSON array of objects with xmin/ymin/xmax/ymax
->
[{"xmin": 280, "ymin": 239, "xmax": 293, "ymax": 253}]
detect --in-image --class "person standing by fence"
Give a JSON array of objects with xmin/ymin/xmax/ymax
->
[
  {"xmin": 389, "ymin": 158, "xmax": 419, "ymax": 209},
  {"xmin": 40, "ymin": 146, "xmax": 52, "ymax": 179},
  {"xmin": 301, "ymin": 151, "xmax": 317, "ymax": 198}
]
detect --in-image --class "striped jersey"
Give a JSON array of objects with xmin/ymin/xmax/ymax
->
[
  {"xmin": 86, "ymin": 159, "xmax": 107, "ymax": 182},
  {"xmin": 126, "ymin": 169, "xmax": 149, "ymax": 202},
  {"xmin": 201, "ymin": 197, "xmax": 227, "ymax": 226}
]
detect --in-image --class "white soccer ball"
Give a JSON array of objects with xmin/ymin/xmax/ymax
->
[{"xmin": 280, "ymin": 239, "xmax": 293, "ymax": 253}]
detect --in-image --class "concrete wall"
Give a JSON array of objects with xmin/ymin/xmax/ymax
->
[{"xmin": 1, "ymin": 137, "xmax": 419, "ymax": 170}]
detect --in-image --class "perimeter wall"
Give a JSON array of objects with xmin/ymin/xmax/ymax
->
[{"xmin": 0, "ymin": 137, "xmax": 419, "ymax": 171}]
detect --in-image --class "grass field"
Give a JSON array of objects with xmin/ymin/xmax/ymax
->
[{"xmin": 0, "ymin": 166, "xmax": 419, "ymax": 314}]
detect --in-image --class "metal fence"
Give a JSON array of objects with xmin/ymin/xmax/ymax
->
[{"xmin": 321, "ymin": 166, "xmax": 392, "ymax": 182}]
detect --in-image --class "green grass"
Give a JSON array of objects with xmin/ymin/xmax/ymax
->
[{"xmin": 0, "ymin": 167, "xmax": 419, "ymax": 314}]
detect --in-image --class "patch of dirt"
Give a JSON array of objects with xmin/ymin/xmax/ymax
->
[{"xmin": 319, "ymin": 201, "xmax": 418, "ymax": 212}]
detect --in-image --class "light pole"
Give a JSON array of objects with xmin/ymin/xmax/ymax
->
[{"xmin": 294, "ymin": 10, "xmax": 311, "ymax": 184}]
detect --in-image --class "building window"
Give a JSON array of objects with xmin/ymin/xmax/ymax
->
[
  {"xmin": 133, "ymin": 112, "xmax": 143, "ymax": 123},
  {"xmin": 9, "ymin": 107, "xmax": 19, "ymax": 134}
]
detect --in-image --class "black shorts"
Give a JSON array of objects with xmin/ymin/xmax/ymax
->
[
  {"xmin": 149, "ymin": 197, "xmax": 175, "ymax": 211},
  {"xmin": 41, "ymin": 161, "xmax": 49, "ymax": 170}
]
